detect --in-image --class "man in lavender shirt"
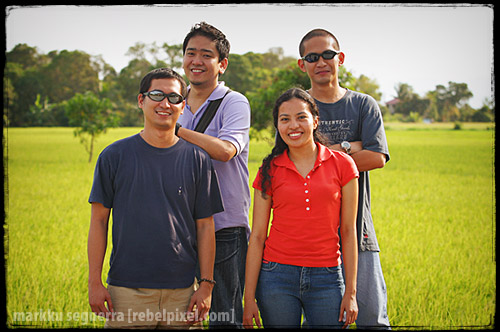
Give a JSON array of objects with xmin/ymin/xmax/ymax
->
[{"xmin": 176, "ymin": 22, "xmax": 251, "ymax": 328}]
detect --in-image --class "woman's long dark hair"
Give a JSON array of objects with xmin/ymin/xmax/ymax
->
[{"xmin": 259, "ymin": 88, "xmax": 328, "ymax": 198}]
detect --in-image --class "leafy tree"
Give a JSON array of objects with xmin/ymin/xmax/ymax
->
[
  {"xmin": 162, "ymin": 43, "xmax": 184, "ymax": 71},
  {"xmin": 223, "ymin": 53, "xmax": 272, "ymax": 95},
  {"xmin": 64, "ymin": 91, "xmax": 119, "ymax": 162},
  {"xmin": 29, "ymin": 94, "xmax": 53, "ymax": 126},
  {"xmin": 432, "ymin": 82, "xmax": 473, "ymax": 122},
  {"xmin": 354, "ymin": 74, "xmax": 382, "ymax": 101},
  {"xmin": 114, "ymin": 58, "xmax": 155, "ymax": 126},
  {"xmin": 6, "ymin": 43, "xmax": 48, "ymax": 69},
  {"xmin": 4, "ymin": 63, "xmax": 47, "ymax": 126},
  {"xmin": 394, "ymin": 83, "xmax": 430, "ymax": 120},
  {"xmin": 247, "ymin": 63, "xmax": 311, "ymax": 131},
  {"xmin": 471, "ymin": 99, "xmax": 494, "ymax": 122},
  {"xmin": 41, "ymin": 50, "xmax": 100, "ymax": 104}
]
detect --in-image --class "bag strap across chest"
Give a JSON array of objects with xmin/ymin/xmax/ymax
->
[{"xmin": 194, "ymin": 89, "xmax": 232, "ymax": 133}]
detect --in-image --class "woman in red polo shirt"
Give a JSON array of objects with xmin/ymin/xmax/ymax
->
[{"xmin": 243, "ymin": 88, "xmax": 359, "ymax": 329}]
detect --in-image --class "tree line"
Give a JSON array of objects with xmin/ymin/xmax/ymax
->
[{"xmin": 4, "ymin": 43, "xmax": 494, "ymax": 131}]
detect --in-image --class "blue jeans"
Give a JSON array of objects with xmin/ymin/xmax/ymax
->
[
  {"xmin": 352, "ymin": 251, "xmax": 390, "ymax": 329},
  {"xmin": 256, "ymin": 261, "xmax": 345, "ymax": 329},
  {"xmin": 207, "ymin": 227, "xmax": 247, "ymax": 328},
  {"xmin": 302, "ymin": 251, "xmax": 391, "ymax": 329}
]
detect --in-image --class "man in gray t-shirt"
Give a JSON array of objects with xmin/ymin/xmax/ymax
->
[
  {"xmin": 315, "ymin": 90, "xmax": 390, "ymax": 252},
  {"xmin": 298, "ymin": 29, "xmax": 391, "ymax": 329}
]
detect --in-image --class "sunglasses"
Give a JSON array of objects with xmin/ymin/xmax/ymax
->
[
  {"xmin": 143, "ymin": 90, "xmax": 184, "ymax": 104},
  {"xmin": 302, "ymin": 50, "xmax": 340, "ymax": 63}
]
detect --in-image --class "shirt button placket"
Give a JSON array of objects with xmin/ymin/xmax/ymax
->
[{"xmin": 305, "ymin": 175, "xmax": 311, "ymax": 212}]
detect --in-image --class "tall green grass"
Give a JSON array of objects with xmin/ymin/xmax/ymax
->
[
  {"xmin": 373, "ymin": 127, "xmax": 496, "ymax": 329},
  {"xmin": 4, "ymin": 125, "xmax": 495, "ymax": 329}
]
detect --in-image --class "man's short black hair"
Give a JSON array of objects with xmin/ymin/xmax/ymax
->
[
  {"xmin": 139, "ymin": 68, "xmax": 187, "ymax": 97},
  {"xmin": 182, "ymin": 21, "xmax": 230, "ymax": 62}
]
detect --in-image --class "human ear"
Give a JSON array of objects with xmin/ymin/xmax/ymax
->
[
  {"xmin": 313, "ymin": 116, "xmax": 319, "ymax": 130},
  {"xmin": 137, "ymin": 94, "xmax": 144, "ymax": 109},
  {"xmin": 338, "ymin": 52, "xmax": 345, "ymax": 66},
  {"xmin": 297, "ymin": 59, "xmax": 307, "ymax": 73},
  {"xmin": 219, "ymin": 58, "xmax": 229, "ymax": 74}
]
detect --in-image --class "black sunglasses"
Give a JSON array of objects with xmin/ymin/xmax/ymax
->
[
  {"xmin": 143, "ymin": 90, "xmax": 184, "ymax": 104},
  {"xmin": 302, "ymin": 50, "xmax": 340, "ymax": 63}
]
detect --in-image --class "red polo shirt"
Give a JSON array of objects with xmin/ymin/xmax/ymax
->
[{"xmin": 253, "ymin": 143, "xmax": 359, "ymax": 267}]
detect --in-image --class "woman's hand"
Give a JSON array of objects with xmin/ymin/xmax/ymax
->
[
  {"xmin": 339, "ymin": 292, "xmax": 358, "ymax": 328},
  {"xmin": 243, "ymin": 299, "xmax": 261, "ymax": 329}
]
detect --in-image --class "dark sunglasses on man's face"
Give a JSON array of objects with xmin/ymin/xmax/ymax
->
[
  {"xmin": 143, "ymin": 90, "xmax": 184, "ymax": 104},
  {"xmin": 302, "ymin": 50, "xmax": 340, "ymax": 63}
]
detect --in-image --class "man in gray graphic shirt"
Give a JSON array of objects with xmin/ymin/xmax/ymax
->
[{"xmin": 298, "ymin": 28, "xmax": 391, "ymax": 329}]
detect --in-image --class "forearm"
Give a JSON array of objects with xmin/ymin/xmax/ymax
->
[
  {"xmin": 340, "ymin": 179, "xmax": 359, "ymax": 295},
  {"xmin": 186, "ymin": 217, "xmax": 216, "ymax": 323},
  {"xmin": 177, "ymin": 127, "xmax": 236, "ymax": 162},
  {"xmin": 330, "ymin": 141, "xmax": 385, "ymax": 172},
  {"xmin": 350, "ymin": 149, "xmax": 386, "ymax": 172},
  {"xmin": 341, "ymin": 228, "xmax": 358, "ymax": 295},
  {"xmin": 196, "ymin": 217, "xmax": 216, "ymax": 283},
  {"xmin": 88, "ymin": 227, "xmax": 107, "ymax": 285},
  {"xmin": 245, "ymin": 190, "xmax": 271, "ymax": 302},
  {"xmin": 244, "ymin": 236, "xmax": 266, "ymax": 301},
  {"xmin": 87, "ymin": 205, "xmax": 110, "ymax": 285}
]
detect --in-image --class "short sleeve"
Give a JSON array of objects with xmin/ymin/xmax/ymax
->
[
  {"xmin": 193, "ymin": 152, "xmax": 224, "ymax": 220},
  {"xmin": 252, "ymin": 166, "xmax": 273, "ymax": 197},
  {"xmin": 339, "ymin": 153, "xmax": 360, "ymax": 187},
  {"xmin": 360, "ymin": 96, "xmax": 390, "ymax": 162},
  {"xmin": 88, "ymin": 149, "xmax": 115, "ymax": 209},
  {"xmin": 216, "ymin": 93, "xmax": 251, "ymax": 156}
]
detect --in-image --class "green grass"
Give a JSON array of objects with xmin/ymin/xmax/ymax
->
[{"xmin": 4, "ymin": 125, "xmax": 495, "ymax": 329}]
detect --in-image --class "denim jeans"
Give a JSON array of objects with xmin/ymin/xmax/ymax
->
[
  {"xmin": 302, "ymin": 251, "xmax": 391, "ymax": 329},
  {"xmin": 351, "ymin": 251, "xmax": 390, "ymax": 329},
  {"xmin": 255, "ymin": 261, "xmax": 345, "ymax": 329},
  {"xmin": 206, "ymin": 227, "xmax": 247, "ymax": 329}
]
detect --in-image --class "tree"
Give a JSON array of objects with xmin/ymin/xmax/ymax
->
[
  {"xmin": 114, "ymin": 58, "xmax": 154, "ymax": 126},
  {"xmin": 353, "ymin": 74, "xmax": 382, "ymax": 101},
  {"xmin": 223, "ymin": 52, "xmax": 271, "ymax": 95},
  {"xmin": 432, "ymin": 82, "xmax": 473, "ymax": 122},
  {"xmin": 162, "ymin": 43, "xmax": 183, "ymax": 71},
  {"xmin": 247, "ymin": 62, "xmax": 314, "ymax": 131},
  {"xmin": 42, "ymin": 50, "xmax": 100, "ymax": 103},
  {"xmin": 394, "ymin": 83, "xmax": 430, "ymax": 120},
  {"xmin": 64, "ymin": 92, "xmax": 119, "ymax": 162},
  {"xmin": 5, "ymin": 45, "xmax": 106, "ymax": 127},
  {"xmin": 471, "ymin": 99, "xmax": 494, "ymax": 122}
]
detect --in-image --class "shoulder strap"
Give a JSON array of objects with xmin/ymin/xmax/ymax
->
[{"xmin": 194, "ymin": 89, "xmax": 232, "ymax": 133}]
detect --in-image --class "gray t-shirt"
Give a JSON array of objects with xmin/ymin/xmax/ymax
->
[
  {"xmin": 315, "ymin": 89, "xmax": 390, "ymax": 251},
  {"xmin": 89, "ymin": 134, "xmax": 224, "ymax": 288}
]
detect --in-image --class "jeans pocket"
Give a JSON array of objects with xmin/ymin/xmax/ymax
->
[
  {"xmin": 260, "ymin": 260, "xmax": 278, "ymax": 272},
  {"xmin": 325, "ymin": 266, "xmax": 344, "ymax": 280},
  {"xmin": 324, "ymin": 266, "xmax": 344, "ymax": 287}
]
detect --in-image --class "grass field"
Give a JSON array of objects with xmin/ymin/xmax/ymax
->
[{"xmin": 4, "ymin": 123, "xmax": 496, "ymax": 329}]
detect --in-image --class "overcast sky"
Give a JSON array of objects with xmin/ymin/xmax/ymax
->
[{"xmin": 5, "ymin": 4, "xmax": 494, "ymax": 108}]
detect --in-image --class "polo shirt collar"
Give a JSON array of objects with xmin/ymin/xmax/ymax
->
[
  {"xmin": 273, "ymin": 143, "xmax": 334, "ymax": 170},
  {"xmin": 186, "ymin": 81, "xmax": 228, "ymax": 102}
]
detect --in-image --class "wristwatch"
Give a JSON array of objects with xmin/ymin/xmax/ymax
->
[{"xmin": 341, "ymin": 141, "xmax": 351, "ymax": 154}]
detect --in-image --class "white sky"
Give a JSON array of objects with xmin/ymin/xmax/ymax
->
[{"xmin": 5, "ymin": 4, "xmax": 494, "ymax": 108}]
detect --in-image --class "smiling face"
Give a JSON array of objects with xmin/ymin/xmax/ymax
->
[
  {"xmin": 137, "ymin": 78, "xmax": 185, "ymax": 131},
  {"xmin": 277, "ymin": 98, "xmax": 319, "ymax": 150},
  {"xmin": 182, "ymin": 35, "xmax": 228, "ymax": 88},
  {"xmin": 298, "ymin": 35, "xmax": 345, "ymax": 87}
]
